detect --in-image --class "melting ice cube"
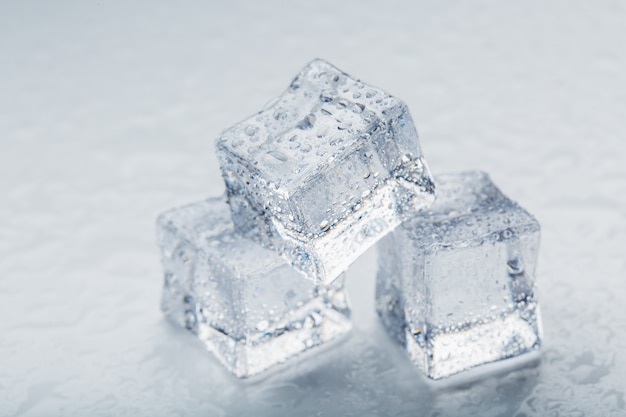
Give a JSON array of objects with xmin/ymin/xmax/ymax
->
[
  {"xmin": 216, "ymin": 59, "xmax": 435, "ymax": 284},
  {"xmin": 157, "ymin": 197, "xmax": 351, "ymax": 377},
  {"xmin": 376, "ymin": 171, "xmax": 542, "ymax": 379}
]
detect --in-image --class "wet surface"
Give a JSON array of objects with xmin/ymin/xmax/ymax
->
[{"xmin": 1, "ymin": 1, "xmax": 625, "ymax": 415}]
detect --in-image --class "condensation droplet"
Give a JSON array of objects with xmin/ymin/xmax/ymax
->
[
  {"xmin": 319, "ymin": 89, "xmax": 336, "ymax": 102},
  {"xmin": 297, "ymin": 113, "xmax": 316, "ymax": 130},
  {"xmin": 245, "ymin": 125, "xmax": 259, "ymax": 136},
  {"xmin": 273, "ymin": 109, "xmax": 288, "ymax": 120},
  {"xmin": 338, "ymin": 120, "xmax": 352, "ymax": 130},
  {"xmin": 352, "ymin": 103, "xmax": 365, "ymax": 113},
  {"xmin": 336, "ymin": 99, "xmax": 349, "ymax": 109}
]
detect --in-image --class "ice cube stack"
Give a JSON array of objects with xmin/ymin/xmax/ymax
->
[{"xmin": 157, "ymin": 59, "xmax": 543, "ymax": 379}]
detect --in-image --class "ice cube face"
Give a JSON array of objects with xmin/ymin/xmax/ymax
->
[
  {"xmin": 157, "ymin": 197, "xmax": 352, "ymax": 378},
  {"xmin": 216, "ymin": 59, "xmax": 435, "ymax": 284},
  {"xmin": 376, "ymin": 171, "xmax": 542, "ymax": 379}
]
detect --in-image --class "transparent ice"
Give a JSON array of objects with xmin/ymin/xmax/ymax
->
[
  {"xmin": 216, "ymin": 59, "xmax": 435, "ymax": 284},
  {"xmin": 157, "ymin": 197, "xmax": 352, "ymax": 378},
  {"xmin": 376, "ymin": 171, "xmax": 542, "ymax": 379}
]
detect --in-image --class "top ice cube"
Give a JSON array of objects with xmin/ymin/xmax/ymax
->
[{"xmin": 216, "ymin": 59, "xmax": 435, "ymax": 284}]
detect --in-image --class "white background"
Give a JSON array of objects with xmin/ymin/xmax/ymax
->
[{"xmin": 1, "ymin": 1, "xmax": 625, "ymax": 416}]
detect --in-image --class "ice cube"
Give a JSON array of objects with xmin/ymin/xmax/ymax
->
[
  {"xmin": 157, "ymin": 197, "xmax": 352, "ymax": 378},
  {"xmin": 376, "ymin": 171, "xmax": 542, "ymax": 379},
  {"xmin": 216, "ymin": 59, "xmax": 435, "ymax": 284}
]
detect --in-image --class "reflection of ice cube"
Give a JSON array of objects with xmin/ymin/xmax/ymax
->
[
  {"xmin": 216, "ymin": 59, "xmax": 435, "ymax": 284},
  {"xmin": 376, "ymin": 171, "xmax": 542, "ymax": 379},
  {"xmin": 157, "ymin": 197, "xmax": 351, "ymax": 378}
]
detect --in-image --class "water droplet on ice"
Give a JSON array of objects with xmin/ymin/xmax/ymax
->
[
  {"xmin": 245, "ymin": 125, "xmax": 259, "ymax": 136},
  {"xmin": 319, "ymin": 89, "xmax": 336, "ymax": 102},
  {"xmin": 273, "ymin": 109, "xmax": 288, "ymax": 120},
  {"xmin": 297, "ymin": 114, "xmax": 316, "ymax": 130},
  {"xmin": 338, "ymin": 120, "xmax": 352, "ymax": 130},
  {"xmin": 352, "ymin": 103, "xmax": 365, "ymax": 113}
]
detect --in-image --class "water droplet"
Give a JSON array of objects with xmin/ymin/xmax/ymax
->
[
  {"xmin": 232, "ymin": 139, "xmax": 244, "ymax": 148},
  {"xmin": 297, "ymin": 113, "xmax": 316, "ymax": 130},
  {"xmin": 289, "ymin": 79, "xmax": 301, "ymax": 90},
  {"xmin": 273, "ymin": 109, "xmax": 288, "ymax": 120},
  {"xmin": 300, "ymin": 143, "xmax": 312, "ymax": 153},
  {"xmin": 245, "ymin": 125, "xmax": 259, "ymax": 136},
  {"xmin": 338, "ymin": 120, "xmax": 352, "ymax": 130},
  {"xmin": 319, "ymin": 220, "xmax": 330, "ymax": 231},
  {"xmin": 507, "ymin": 256, "xmax": 524, "ymax": 275},
  {"xmin": 319, "ymin": 89, "xmax": 336, "ymax": 102},
  {"xmin": 336, "ymin": 99, "xmax": 349, "ymax": 109},
  {"xmin": 362, "ymin": 111, "xmax": 377, "ymax": 123},
  {"xmin": 184, "ymin": 310, "xmax": 197, "ymax": 330},
  {"xmin": 351, "ymin": 103, "xmax": 365, "ymax": 114}
]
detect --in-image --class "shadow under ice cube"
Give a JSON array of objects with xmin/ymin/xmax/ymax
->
[
  {"xmin": 157, "ymin": 197, "xmax": 351, "ymax": 378},
  {"xmin": 216, "ymin": 59, "xmax": 435, "ymax": 284},
  {"xmin": 376, "ymin": 171, "xmax": 542, "ymax": 379}
]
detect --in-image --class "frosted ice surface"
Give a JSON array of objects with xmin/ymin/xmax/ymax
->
[
  {"xmin": 156, "ymin": 197, "xmax": 352, "ymax": 378},
  {"xmin": 376, "ymin": 171, "xmax": 542, "ymax": 379},
  {"xmin": 216, "ymin": 59, "xmax": 435, "ymax": 284}
]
